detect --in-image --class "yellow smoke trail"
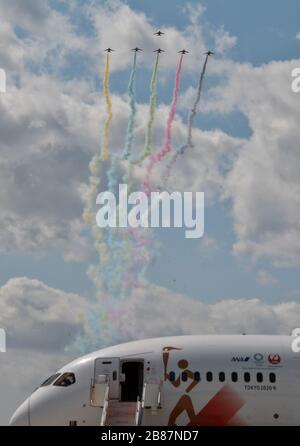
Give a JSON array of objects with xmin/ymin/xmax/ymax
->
[
  {"xmin": 82, "ymin": 55, "xmax": 114, "ymax": 270},
  {"xmin": 130, "ymin": 52, "xmax": 160, "ymax": 165},
  {"xmin": 101, "ymin": 53, "xmax": 113, "ymax": 161}
]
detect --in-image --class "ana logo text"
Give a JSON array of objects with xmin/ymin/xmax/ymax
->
[{"xmin": 231, "ymin": 356, "xmax": 250, "ymax": 362}]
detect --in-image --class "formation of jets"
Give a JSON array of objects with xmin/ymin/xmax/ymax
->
[
  {"xmin": 104, "ymin": 32, "xmax": 215, "ymax": 57},
  {"xmin": 104, "ymin": 47, "xmax": 214, "ymax": 55}
]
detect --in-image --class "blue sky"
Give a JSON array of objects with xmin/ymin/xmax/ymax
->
[
  {"xmin": 1, "ymin": 0, "xmax": 300, "ymax": 425},
  {"xmin": 1, "ymin": 0, "xmax": 299, "ymax": 304},
  {"xmin": 128, "ymin": 0, "xmax": 300, "ymax": 64}
]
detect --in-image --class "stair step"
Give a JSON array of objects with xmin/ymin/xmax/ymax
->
[
  {"xmin": 106, "ymin": 420, "xmax": 135, "ymax": 426},
  {"xmin": 104, "ymin": 401, "xmax": 138, "ymax": 426},
  {"xmin": 107, "ymin": 408, "xmax": 136, "ymax": 415}
]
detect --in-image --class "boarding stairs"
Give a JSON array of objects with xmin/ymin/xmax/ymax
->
[{"xmin": 90, "ymin": 374, "xmax": 162, "ymax": 426}]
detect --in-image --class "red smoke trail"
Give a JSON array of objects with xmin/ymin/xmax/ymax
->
[{"xmin": 144, "ymin": 54, "xmax": 184, "ymax": 195}]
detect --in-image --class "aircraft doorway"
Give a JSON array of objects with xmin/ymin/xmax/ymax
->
[{"xmin": 121, "ymin": 361, "xmax": 144, "ymax": 402}]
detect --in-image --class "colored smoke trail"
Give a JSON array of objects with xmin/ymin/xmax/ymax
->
[
  {"xmin": 144, "ymin": 54, "xmax": 184, "ymax": 195},
  {"xmin": 122, "ymin": 51, "xmax": 137, "ymax": 160},
  {"xmin": 125, "ymin": 52, "xmax": 164, "ymax": 286},
  {"xmin": 75, "ymin": 52, "xmax": 167, "ymax": 352},
  {"xmin": 110, "ymin": 53, "xmax": 161, "ymax": 293},
  {"xmin": 131, "ymin": 52, "xmax": 160, "ymax": 165},
  {"xmin": 101, "ymin": 52, "xmax": 113, "ymax": 161},
  {"xmin": 105, "ymin": 51, "xmax": 140, "ymax": 297},
  {"xmin": 163, "ymin": 53, "xmax": 210, "ymax": 185},
  {"xmin": 107, "ymin": 51, "xmax": 139, "ymax": 195},
  {"xmin": 82, "ymin": 55, "xmax": 116, "ymax": 276}
]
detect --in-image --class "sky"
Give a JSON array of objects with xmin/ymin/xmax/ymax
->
[{"xmin": 0, "ymin": 0, "xmax": 300, "ymax": 425}]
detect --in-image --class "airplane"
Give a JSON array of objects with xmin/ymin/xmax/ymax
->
[
  {"xmin": 178, "ymin": 50, "xmax": 189, "ymax": 54},
  {"xmin": 104, "ymin": 48, "xmax": 115, "ymax": 53},
  {"xmin": 204, "ymin": 50, "xmax": 214, "ymax": 56},
  {"xmin": 131, "ymin": 47, "xmax": 142, "ymax": 52},
  {"xmin": 154, "ymin": 30, "xmax": 165, "ymax": 36},
  {"xmin": 153, "ymin": 48, "xmax": 165, "ymax": 53},
  {"xmin": 9, "ymin": 331, "xmax": 300, "ymax": 426}
]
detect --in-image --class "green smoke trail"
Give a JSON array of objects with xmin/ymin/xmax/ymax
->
[
  {"xmin": 122, "ymin": 51, "xmax": 137, "ymax": 160},
  {"xmin": 130, "ymin": 52, "xmax": 160, "ymax": 165},
  {"xmin": 101, "ymin": 52, "xmax": 113, "ymax": 161}
]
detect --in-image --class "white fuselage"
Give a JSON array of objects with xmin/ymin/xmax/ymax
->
[{"xmin": 9, "ymin": 334, "xmax": 300, "ymax": 426}]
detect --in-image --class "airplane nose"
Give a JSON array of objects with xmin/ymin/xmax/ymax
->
[{"xmin": 9, "ymin": 397, "xmax": 30, "ymax": 426}]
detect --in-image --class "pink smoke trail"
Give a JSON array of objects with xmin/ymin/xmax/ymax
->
[
  {"xmin": 144, "ymin": 54, "xmax": 184, "ymax": 195},
  {"xmin": 127, "ymin": 56, "xmax": 184, "ymax": 287}
]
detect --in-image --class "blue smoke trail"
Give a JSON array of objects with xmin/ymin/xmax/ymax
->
[{"xmin": 105, "ymin": 51, "xmax": 139, "ymax": 297}]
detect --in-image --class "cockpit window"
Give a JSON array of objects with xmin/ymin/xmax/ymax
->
[
  {"xmin": 53, "ymin": 372, "xmax": 76, "ymax": 387},
  {"xmin": 40, "ymin": 373, "xmax": 61, "ymax": 387}
]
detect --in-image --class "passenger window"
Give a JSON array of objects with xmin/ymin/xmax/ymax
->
[
  {"xmin": 40, "ymin": 373, "xmax": 61, "ymax": 387},
  {"xmin": 244, "ymin": 372, "xmax": 250, "ymax": 383},
  {"xmin": 257, "ymin": 372, "xmax": 263, "ymax": 383},
  {"xmin": 54, "ymin": 372, "xmax": 76, "ymax": 387},
  {"xmin": 112, "ymin": 371, "xmax": 117, "ymax": 381},
  {"xmin": 231, "ymin": 372, "xmax": 238, "ymax": 382},
  {"xmin": 181, "ymin": 372, "xmax": 188, "ymax": 382},
  {"xmin": 219, "ymin": 372, "xmax": 225, "ymax": 382},
  {"xmin": 194, "ymin": 372, "xmax": 201, "ymax": 381},
  {"xmin": 169, "ymin": 371, "xmax": 175, "ymax": 382},
  {"xmin": 269, "ymin": 373, "xmax": 276, "ymax": 383},
  {"xmin": 206, "ymin": 372, "xmax": 213, "ymax": 382}
]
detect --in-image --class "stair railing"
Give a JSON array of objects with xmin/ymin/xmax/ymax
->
[
  {"xmin": 135, "ymin": 396, "xmax": 143, "ymax": 426},
  {"xmin": 100, "ymin": 383, "xmax": 110, "ymax": 426}
]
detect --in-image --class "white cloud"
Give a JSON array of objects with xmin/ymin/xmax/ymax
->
[
  {"xmin": 257, "ymin": 270, "xmax": 279, "ymax": 286},
  {"xmin": 0, "ymin": 0, "xmax": 298, "ymax": 271},
  {"xmin": 0, "ymin": 67, "xmax": 243, "ymax": 257},
  {"xmin": 2, "ymin": 276, "xmax": 298, "ymax": 357},
  {"xmin": 0, "ymin": 277, "xmax": 85, "ymax": 351},
  {"xmin": 126, "ymin": 284, "xmax": 300, "ymax": 339},
  {"xmin": 1, "ymin": 277, "xmax": 299, "ymax": 424},
  {"xmin": 0, "ymin": 276, "xmax": 82, "ymax": 424},
  {"xmin": 75, "ymin": 283, "xmax": 300, "ymax": 350},
  {"xmin": 90, "ymin": 1, "xmax": 236, "ymax": 72},
  {"xmin": 0, "ymin": 349, "xmax": 72, "ymax": 426},
  {"xmin": 205, "ymin": 59, "xmax": 300, "ymax": 266},
  {"xmin": 0, "ymin": 0, "xmax": 239, "ymax": 259},
  {"xmin": 296, "ymin": 32, "xmax": 300, "ymax": 40},
  {"xmin": 0, "ymin": 0, "xmax": 88, "ymax": 74},
  {"xmin": 0, "ymin": 75, "xmax": 99, "ymax": 258}
]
